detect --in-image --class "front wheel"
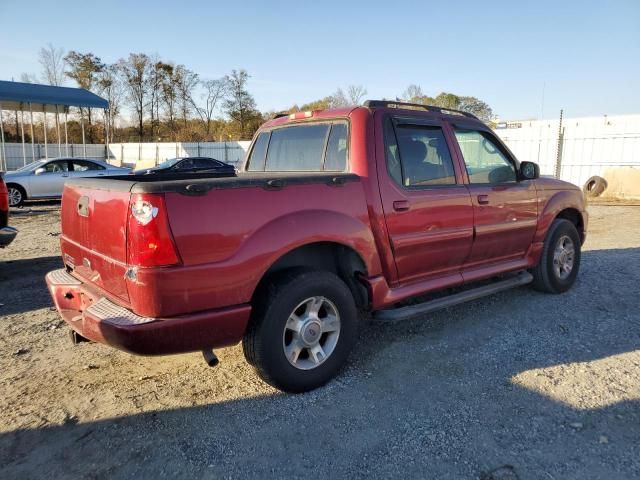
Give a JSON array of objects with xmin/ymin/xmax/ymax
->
[
  {"xmin": 7, "ymin": 185, "xmax": 26, "ymax": 207},
  {"xmin": 243, "ymin": 270, "xmax": 358, "ymax": 393},
  {"xmin": 530, "ymin": 219, "xmax": 581, "ymax": 293}
]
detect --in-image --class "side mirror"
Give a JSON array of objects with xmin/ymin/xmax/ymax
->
[
  {"xmin": 34, "ymin": 167, "xmax": 46, "ymax": 175},
  {"xmin": 519, "ymin": 161, "xmax": 540, "ymax": 180}
]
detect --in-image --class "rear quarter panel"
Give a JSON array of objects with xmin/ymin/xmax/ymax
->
[{"xmin": 132, "ymin": 180, "xmax": 381, "ymax": 317}]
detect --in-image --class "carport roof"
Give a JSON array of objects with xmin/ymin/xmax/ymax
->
[{"xmin": 0, "ymin": 80, "xmax": 108, "ymax": 112}]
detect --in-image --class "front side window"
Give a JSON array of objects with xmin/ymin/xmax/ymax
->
[
  {"xmin": 384, "ymin": 120, "xmax": 457, "ymax": 187},
  {"xmin": 44, "ymin": 160, "xmax": 69, "ymax": 173},
  {"xmin": 453, "ymin": 129, "xmax": 516, "ymax": 184}
]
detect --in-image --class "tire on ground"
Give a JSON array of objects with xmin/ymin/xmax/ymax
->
[
  {"xmin": 530, "ymin": 218, "xmax": 581, "ymax": 294},
  {"xmin": 6, "ymin": 184, "xmax": 26, "ymax": 207},
  {"xmin": 243, "ymin": 270, "xmax": 358, "ymax": 393},
  {"xmin": 583, "ymin": 176, "xmax": 607, "ymax": 197}
]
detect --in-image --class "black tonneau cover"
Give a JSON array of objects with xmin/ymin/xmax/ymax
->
[{"xmin": 65, "ymin": 172, "xmax": 360, "ymax": 196}]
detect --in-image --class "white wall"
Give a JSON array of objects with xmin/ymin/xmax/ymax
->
[
  {"xmin": 494, "ymin": 114, "xmax": 640, "ymax": 188},
  {"xmin": 0, "ymin": 141, "xmax": 251, "ymax": 171}
]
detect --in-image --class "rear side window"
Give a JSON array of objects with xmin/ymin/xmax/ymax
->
[
  {"xmin": 324, "ymin": 123, "xmax": 348, "ymax": 171},
  {"xmin": 247, "ymin": 122, "xmax": 348, "ymax": 172},
  {"xmin": 247, "ymin": 132, "xmax": 270, "ymax": 171},
  {"xmin": 385, "ymin": 121, "xmax": 457, "ymax": 187}
]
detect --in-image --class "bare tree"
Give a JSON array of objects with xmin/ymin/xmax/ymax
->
[
  {"xmin": 97, "ymin": 65, "xmax": 124, "ymax": 142},
  {"xmin": 175, "ymin": 65, "xmax": 199, "ymax": 127},
  {"xmin": 20, "ymin": 73, "xmax": 38, "ymax": 83},
  {"xmin": 347, "ymin": 84, "xmax": 367, "ymax": 105},
  {"xmin": 118, "ymin": 53, "xmax": 150, "ymax": 140},
  {"xmin": 39, "ymin": 43, "xmax": 66, "ymax": 86},
  {"xmin": 402, "ymin": 84, "xmax": 424, "ymax": 102},
  {"xmin": 330, "ymin": 85, "xmax": 367, "ymax": 107},
  {"xmin": 330, "ymin": 88, "xmax": 349, "ymax": 107},
  {"xmin": 195, "ymin": 78, "xmax": 228, "ymax": 139}
]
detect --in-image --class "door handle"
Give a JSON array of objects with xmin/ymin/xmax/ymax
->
[
  {"xmin": 393, "ymin": 200, "xmax": 410, "ymax": 212},
  {"xmin": 477, "ymin": 195, "xmax": 489, "ymax": 205}
]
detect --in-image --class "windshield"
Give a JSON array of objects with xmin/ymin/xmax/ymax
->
[
  {"xmin": 156, "ymin": 158, "xmax": 181, "ymax": 169},
  {"xmin": 16, "ymin": 160, "xmax": 46, "ymax": 172}
]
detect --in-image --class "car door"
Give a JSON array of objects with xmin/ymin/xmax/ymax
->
[
  {"xmin": 70, "ymin": 160, "xmax": 107, "ymax": 179},
  {"xmin": 376, "ymin": 113, "xmax": 474, "ymax": 285},
  {"xmin": 30, "ymin": 159, "xmax": 71, "ymax": 197},
  {"xmin": 449, "ymin": 123, "xmax": 538, "ymax": 268}
]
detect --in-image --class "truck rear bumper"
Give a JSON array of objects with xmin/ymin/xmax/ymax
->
[
  {"xmin": 46, "ymin": 268, "xmax": 251, "ymax": 355},
  {"xmin": 0, "ymin": 226, "xmax": 18, "ymax": 247}
]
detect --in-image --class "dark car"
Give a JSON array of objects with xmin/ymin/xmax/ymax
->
[{"xmin": 134, "ymin": 157, "xmax": 237, "ymax": 176}]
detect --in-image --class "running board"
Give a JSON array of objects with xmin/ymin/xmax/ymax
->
[{"xmin": 373, "ymin": 271, "xmax": 533, "ymax": 322}]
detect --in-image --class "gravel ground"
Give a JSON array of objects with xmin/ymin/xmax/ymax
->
[{"xmin": 0, "ymin": 202, "xmax": 638, "ymax": 480}]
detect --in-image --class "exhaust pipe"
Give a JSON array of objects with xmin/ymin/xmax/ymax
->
[{"xmin": 202, "ymin": 349, "xmax": 219, "ymax": 367}]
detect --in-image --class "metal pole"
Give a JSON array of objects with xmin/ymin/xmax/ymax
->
[
  {"xmin": 64, "ymin": 109, "xmax": 69, "ymax": 156},
  {"xmin": 80, "ymin": 110, "xmax": 86, "ymax": 158},
  {"xmin": 55, "ymin": 105, "xmax": 61, "ymax": 157},
  {"xmin": 29, "ymin": 102, "xmax": 35, "ymax": 161},
  {"xmin": 43, "ymin": 108, "xmax": 49, "ymax": 159},
  {"xmin": 0, "ymin": 103, "xmax": 6, "ymax": 171},
  {"xmin": 20, "ymin": 109, "xmax": 26, "ymax": 166},
  {"xmin": 104, "ymin": 108, "xmax": 109, "ymax": 162},
  {"xmin": 554, "ymin": 109, "xmax": 564, "ymax": 179}
]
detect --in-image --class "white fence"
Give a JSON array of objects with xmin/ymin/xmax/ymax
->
[
  {"xmin": 494, "ymin": 114, "xmax": 640, "ymax": 188},
  {"xmin": 2, "ymin": 114, "xmax": 639, "ymax": 190},
  {"xmin": 0, "ymin": 141, "xmax": 251, "ymax": 170}
]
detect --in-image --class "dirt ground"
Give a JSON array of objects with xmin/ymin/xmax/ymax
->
[{"xmin": 0, "ymin": 203, "xmax": 638, "ymax": 479}]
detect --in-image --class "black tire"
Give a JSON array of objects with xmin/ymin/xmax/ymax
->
[
  {"xmin": 583, "ymin": 176, "xmax": 607, "ymax": 197},
  {"xmin": 243, "ymin": 270, "xmax": 358, "ymax": 393},
  {"xmin": 530, "ymin": 219, "xmax": 581, "ymax": 294},
  {"xmin": 7, "ymin": 184, "xmax": 26, "ymax": 207}
]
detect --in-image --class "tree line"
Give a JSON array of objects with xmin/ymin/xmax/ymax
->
[{"xmin": 4, "ymin": 44, "xmax": 495, "ymax": 145}]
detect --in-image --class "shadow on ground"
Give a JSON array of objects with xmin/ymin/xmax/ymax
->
[{"xmin": 1, "ymin": 248, "xmax": 638, "ymax": 479}]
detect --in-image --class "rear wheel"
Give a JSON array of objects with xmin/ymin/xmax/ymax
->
[
  {"xmin": 243, "ymin": 270, "xmax": 358, "ymax": 393},
  {"xmin": 530, "ymin": 219, "xmax": 581, "ymax": 293},
  {"xmin": 7, "ymin": 185, "xmax": 26, "ymax": 207}
]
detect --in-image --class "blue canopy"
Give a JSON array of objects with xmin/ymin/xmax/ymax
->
[{"xmin": 0, "ymin": 80, "xmax": 108, "ymax": 112}]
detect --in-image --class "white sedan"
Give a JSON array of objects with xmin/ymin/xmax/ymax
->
[{"xmin": 4, "ymin": 158, "xmax": 131, "ymax": 206}]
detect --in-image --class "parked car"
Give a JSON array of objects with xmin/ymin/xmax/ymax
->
[
  {"xmin": 46, "ymin": 101, "xmax": 587, "ymax": 393},
  {"xmin": 133, "ymin": 157, "xmax": 236, "ymax": 176},
  {"xmin": 0, "ymin": 172, "xmax": 18, "ymax": 247},
  {"xmin": 4, "ymin": 158, "xmax": 131, "ymax": 206}
]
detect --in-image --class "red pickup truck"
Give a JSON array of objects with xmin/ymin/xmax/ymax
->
[
  {"xmin": 46, "ymin": 101, "xmax": 587, "ymax": 392},
  {"xmin": 0, "ymin": 172, "xmax": 18, "ymax": 248}
]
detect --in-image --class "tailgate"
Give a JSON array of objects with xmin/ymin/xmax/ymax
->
[{"xmin": 60, "ymin": 184, "xmax": 132, "ymax": 302}]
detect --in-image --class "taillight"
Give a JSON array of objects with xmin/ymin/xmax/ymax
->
[
  {"xmin": 127, "ymin": 193, "xmax": 180, "ymax": 267},
  {"xmin": 0, "ymin": 180, "xmax": 8, "ymax": 213}
]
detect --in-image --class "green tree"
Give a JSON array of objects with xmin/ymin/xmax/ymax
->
[
  {"xmin": 65, "ymin": 51, "xmax": 105, "ymax": 141},
  {"xmin": 118, "ymin": 53, "xmax": 150, "ymax": 140},
  {"xmin": 223, "ymin": 70, "xmax": 259, "ymax": 139}
]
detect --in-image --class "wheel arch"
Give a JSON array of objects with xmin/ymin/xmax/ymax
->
[
  {"xmin": 535, "ymin": 191, "xmax": 587, "ymax": 245},
  {"xmin": 5, "ymin": 182, "xmax": 28, "ymax": 203},
  {"xmin": 252, "ymin": 241, "xmax": 370, "ymax": 310}
]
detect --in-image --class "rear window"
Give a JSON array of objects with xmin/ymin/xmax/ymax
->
[{"xmin": 247, "ymin": 121, "xmax": 348, "ymax": 172}]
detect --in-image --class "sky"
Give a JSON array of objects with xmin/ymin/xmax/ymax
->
[{"xmin": 0, "ymin": 0, "xmax": 638, "ymax": 121}]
